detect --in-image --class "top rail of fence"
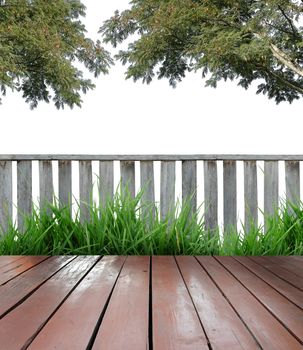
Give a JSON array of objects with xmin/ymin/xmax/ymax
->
[{"xmin": 1, "ymin": 154, "xmax": 303, "ymax": 161}]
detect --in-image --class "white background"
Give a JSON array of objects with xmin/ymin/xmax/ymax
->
[{"xmin": 1, "ymin": 1, "xmax": 302, "ymax": 230}]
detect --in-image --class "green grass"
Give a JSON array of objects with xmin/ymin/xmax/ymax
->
[{"xmin": 0, "ymin": 188, "xmax": 302, "ymax": 256}]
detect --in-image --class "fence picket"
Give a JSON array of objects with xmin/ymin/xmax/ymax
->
[
  {"xmin": 59, "ymin": 160, "xmax": 72, "ymax": 215},
  {"xmin": 17, "ymin": 160, "xmax": 32, "ymax": 232},
  {"xmin": 140, "ymin": 161, "xmax": 155, "ymax": 220},
  {"xmin": 204, "ymin": 160, "xmax": 218, "ymax": 232},
  {"xmin": 182, "ymin": 160, "xmax": 197, "ymax": 219},
  {"xmin": 99, "ymin": 161, "xmax": 114, "ymax": 207},
  {"xmin": 0, "ymin": 161, "xmax": 12, "ymax": 234},
  {"xmin": 244, "ymin": 161, "xmax": 258, "ymax": 232},
  {"xmin": 120, "ymin": 161, "xmax": 135, "ymax": 198},
  {"xmin": 223, "ymin": 160, "xmax": 237, "ymax": 233},
  {"xmin": 39, "ymin": 160, "xmax": 53, "ymax": 216},
  {"xmin": 285, "ymin": 161, "xmax": 300, "ymax": 207},
  {"xmin": 264, "ymin": 161, "xmax": 279, "ymax": 221},
  {"xmin": 160, "ymin": 161, "xmax": 175, "ymax": 220},
  {"xmin": 79, "ymin": 160, "xmax": 92, "ymax": 222}
]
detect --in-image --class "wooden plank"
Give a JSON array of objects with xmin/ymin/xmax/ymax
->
[
  {"xmin": 152, "ymin": 256, "xmax": 208, "ymax": 350},
  {"xmin": 197, "ymin": 256, "xmax": 302, "ymax": 349},
  {"xmin": 204, "ymin": 160, "xmax": 218, "ymax": 232},
  {"xmin": 285, "ymin": 160, "xmax": 300, "ymax": 207},
  {"xmin": 58, "ymin": 160, "xmax": 72, "ymax": 215},
  {"xmin": 216, "ymin": 256, "xmax": 303, "ymax": 342},
  {"xmin": 223, "ymin": 160, "xmax": 237, "ymax": 233},
  {"xmin": 0, "ymin": 256, "xmax": 28, "ymax": 272},
  {"xmin": 92, "ymin": 256, "xmax": 150, "ymax": 350},
  {"xmin": 176, "ymin": 256, "xmax": 259, "ymax": 349},
  {"xmin": 0, "ymin": 256, "xmax": 99, "ymax": 350},
  {"xmin": 234, "ymin": 256, "xmax": 303, "ymax": 309},
  {"xmin": 28, "ymin": 256, "xmax": 125, "ymax": 350},
  {"xmin": 79, "ymin": 160, "xmax": 93, "ymax": 223},
  {"xmin": 160, "ymin": 161, "xmax": 176, "ymax": 220},
  {"xmin": 249, "ymin": 256, "xmax": 303, "ymax": 291},
  {"xmin": 0, "ymin": 256, "xmax": 26, "ymax": 269},
  {"xmin": 0, "ymin": 160, "xmax": 12, "ymax": 234},
  {"xmin": 264, "ymin": 256, "xmax": 303, "ymax": 279},
  {"xmin": 0, "ymin": 256, "xmax": 75, "ymax": 317},
  {"xmin": 120, "ymin": 160, "xmax": 135, "ymax": 198},
  {"xmin": 39, "ymin": 160, "xmax": 53, "ymax": 216},
  {"xmin": 99, "ymin": 160, "xmax": 114, "ymax": 206},
  {"xmin": 0, "ymin": 256, "xmax": 47, "ymax": 285},
  {"xmin": 17, "ymin": 160, "xmax": 32, "ymax": 232},
  {"xmin": 264, "ymin": 161, "xmax": 279, "ymax": 220},
  {"xmin": 244, "ymin": 160, "xmax": 258, "ymax": 232},
  {"xmin": 182, "ymin": 160, "xmax": 197, "ymax": 218},
  {"xmin": 3, "ymin": 154, "xmax": 303, "ymax": 161},
  {"xmin": 140, "ymin": 160, "xmax": 155, "ymax": 220}
]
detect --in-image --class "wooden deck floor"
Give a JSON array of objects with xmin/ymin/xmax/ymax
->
[{"xmin": 0, "ymin": 256, "xmax": 302, "ymax": 350}]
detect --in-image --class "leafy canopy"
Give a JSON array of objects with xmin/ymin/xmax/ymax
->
[
  {"xmin": 0, "ymin": 0, "xmax": 112, "ymax": 109},
  {"xmin": 100, "ymin": 0, "xmax": 303, "ymax": 103}
]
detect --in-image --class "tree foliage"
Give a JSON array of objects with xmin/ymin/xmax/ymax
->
[
  {"xmin": 0, "ymin": 0, "xmax": 112, "ymax": 109},
  {"xmin": 100, "ymin": 0, "xmax": 303, "ymax": 103}
]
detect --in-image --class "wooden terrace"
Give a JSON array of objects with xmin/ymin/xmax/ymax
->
[{"xmin": 0, "ymin": 255, "xmax": 302, "ymax": 349}]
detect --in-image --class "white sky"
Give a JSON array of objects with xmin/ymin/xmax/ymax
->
[{"xmin": 1, "ymin": 1, "xmax": 303, "ymax": 230}]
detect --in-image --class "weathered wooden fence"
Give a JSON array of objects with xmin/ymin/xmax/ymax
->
[{"xmin": 0, "ymin": 155, "xmax": 301, "ymax": 234}]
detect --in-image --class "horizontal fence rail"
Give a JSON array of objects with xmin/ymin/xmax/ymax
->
[{"xmin": 0, "ymin": 155, "xmax": 302, "ymax": 234}]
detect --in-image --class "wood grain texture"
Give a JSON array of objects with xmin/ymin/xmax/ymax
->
[
  {"xmin": 216, "ymin": 256, "xmax": 303, "ymax": 342},
  {"xmin": 160, "ymin": 161, "xmax": 176, "ymax": 220},
  {"xmin": 197, "ymin": 256, "xmax": 302, "ymax": 350},
  {"xmin": 152, "ymin": 256, "xmax": 209, "ymax": 350},
  {"xmin": 264, "ymin": 161, "xmax": 279, "ymax": 221},
  {"xmin": 0, "ymin": 161, "xmax": 12, "ymax": 234},
  {"xmin": 92, "ymin": 256, "xmax": 149, "ymax": 350},
  {"xmin": 249, "ymin": 256, "xmax": 303, "ymax": 291},
  {"xmin": 17, "ymin": 160, "xmax": 32, "ymax": 232},
  {"xmin": 140, "ymin": 160, "xmax": 155, "ymax": 220},
  {"xmin": 0, "ymin": 256, "xmax": 74, "ymax": 318},
  {"xmin": 99, "ymin": 160, "xmax": 114, "ymax": 207},
  {"xmin": 120, "ymin": 161, "xmax": 135, "ymax": 198},
  {"xmin": 0, "ymin": 256, "xmax": 47, "ymax": 285},
  {"xmin": 182, "ymin": 160, "xmax": 197, "ymax": 219},
  {"xmin": 0, "ymin": 256, "xmax": 99, "ymax": 350},
  {"xmin": 39, "ymin": 160, "xmax": 53, "ymax": 216},
  {"xmin": 58, "ymin": 160, "xmax": 72, "ymax": 215},
  {"xmin": 285, "ymin": 161, "xmax": 300, "ymax": 207},
  {"xmin": 176, "ymin": 256, "xmax": 259, "ymax": 349},
  {"xmin": 28, "ymin": 256, "xmax": 125, "ymax": 350},
  {"xmin": 2, "ymin": 154, "xmax": 303, "ymax": 161},
  {"xmin": 79, "ymin": 160, "xmax": 93, "ymax": 223},
  {"xmin": 234, "ymin": 257, "xmax": 303, "ymax": 309},
  {"xmin": 244, "ymin": 160, "xmax": 258, "ymax": 232},
  {"xmin": 223, "ymin": 160, "xmax": 237, "ymax": 233},
  {"xmin": 204, "ymin": 160, "xmax": 218, "ymax": 232}
]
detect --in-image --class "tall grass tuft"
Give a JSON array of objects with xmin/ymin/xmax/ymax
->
[{"xmin": 0, "ymin": 187, "xmax": 302, "ymax": 256}]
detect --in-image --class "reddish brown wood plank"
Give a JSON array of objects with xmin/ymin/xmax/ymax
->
[
  {"xmin": 0, "ymin": 256, "xmax": 99, "ymax": 350},
  {"xmin": 250, "ymin": 256, "xmax": 303, "ymax": 291},
  {"xmin": 216, "ymin": 256, "xmax": 303, "ymax": 343},
  {"xmin": 0, "ymin": 256, "xmax": 75, "ymax": 318},
  {"xmin": 234, "ymin": 256, "xmax": 303, "ymax": 309},
  {"xmin": 0, "ymin": 256, "xmax": 48, "ymax": 285},
  {"xmin": 28, "ymin": 256, "xmax": 125, "ymax": 350},
  {"xmin": 0, "ymin": 256, "xmax": 25, "ymax": 269},
  {"xmin": 92, "ymin": 256, "xmax": 150, "ymax": 350},
  {"xmin": 152, "ymin": 256, "xmax": 208, "ymax": 350},
  {"xmin": 267, "ymin": 256, "xmax": 303, "ymax": 279},
  {"xmin": 197, "ymin": 256, "xmax": 302, "ymax": 350},
  {"xmin": 176, "ymin": 256, "xmax": 260, "ymax": 349}
]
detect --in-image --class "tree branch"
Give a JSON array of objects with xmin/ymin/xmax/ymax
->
[{"xmin": 270, "ymin": 43, "xmax": 303, "ymax": 77}]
